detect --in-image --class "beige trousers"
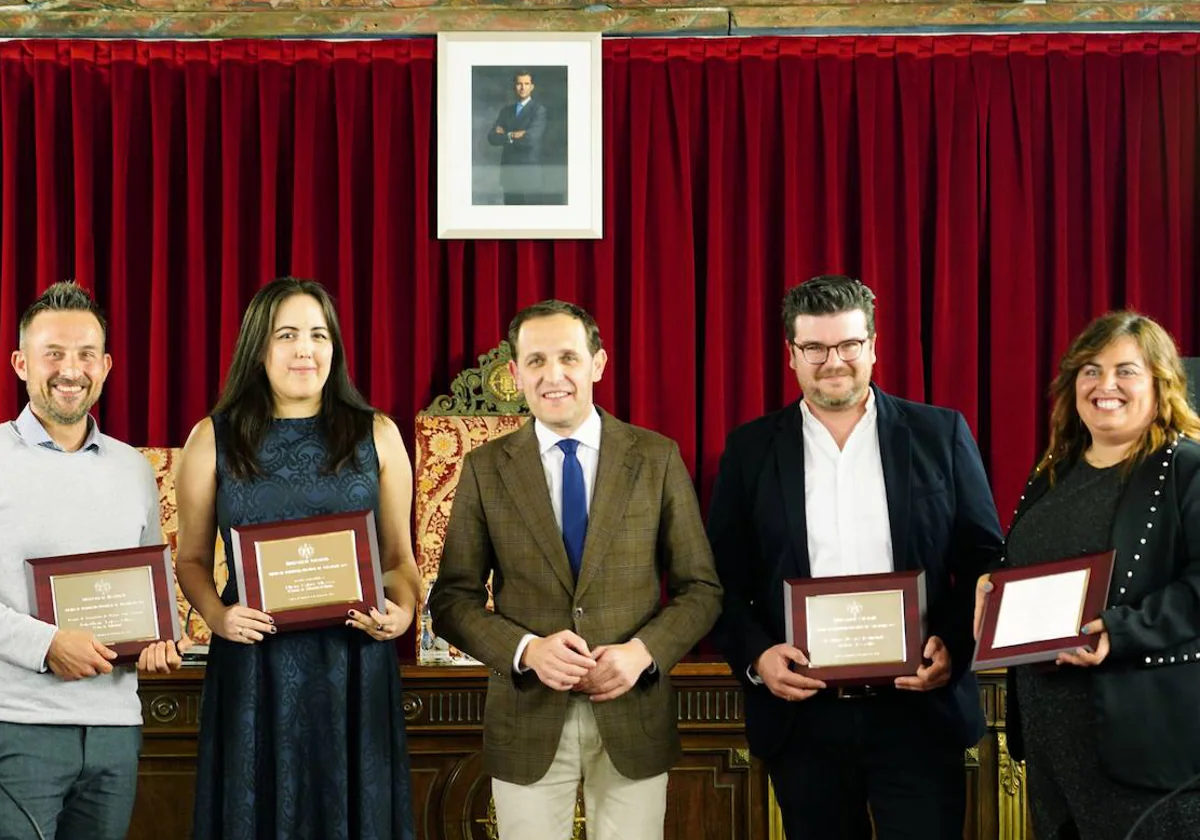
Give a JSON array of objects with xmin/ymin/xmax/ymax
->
[{"xmin": 491, "ymin": 696, "xmax": 669, "ymax": 840}]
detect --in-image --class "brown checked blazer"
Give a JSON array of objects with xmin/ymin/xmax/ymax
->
[{"xmin": 429, "ymin": 409, "xmax": 723, "ymax": 785}]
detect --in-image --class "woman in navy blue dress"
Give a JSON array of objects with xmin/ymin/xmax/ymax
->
[{"xmin": 176, "ymin": 277, "xmax": 419, "ymax": 840}]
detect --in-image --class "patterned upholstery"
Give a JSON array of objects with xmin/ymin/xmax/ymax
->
[
  {"xmin": 139, "ymin": 446, "xmax": 225, "ymax": 645},
  {"xmin": 413, "ymin": 342, "xmax": 529, "ymax": 663}
]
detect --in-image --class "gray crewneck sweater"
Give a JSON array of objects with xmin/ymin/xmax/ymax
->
[{"xmin": 0, "ymin": 407, "xmax": 161, "ymax": 725}]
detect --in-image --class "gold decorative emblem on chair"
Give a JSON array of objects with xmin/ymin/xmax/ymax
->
[{"xmin": 414, "ymin": 341, "xmax": 529, "ymax": 663}]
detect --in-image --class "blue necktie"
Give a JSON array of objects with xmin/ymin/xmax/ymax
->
[
  {"xmin": 557, "ymin": 439, "xmax": 588, "ymax": 579},
  {"xmin": 516, "ymin": 101, "xmax": 525, "ymax": 117}
]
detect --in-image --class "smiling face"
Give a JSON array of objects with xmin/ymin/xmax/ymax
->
[
  {"xmin": 1075, "ymin": 334, "xmax": 1157, "ymax": 450},
  {"xmin": 263, "ymin": 293, "xmax": 333, "ymax": 413},
  {"xmin": 787, "ymin": 309, "xmax": 876, "ymax": 412},
  {"xmin": 508, "ymin": 313, "xmax": 607, "ymax": 436},
  {"xmin": 12, "ymin": 310, "xmax": 112, "ymax": 431}
]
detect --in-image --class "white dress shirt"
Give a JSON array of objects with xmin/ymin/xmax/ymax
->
[
  {"xmin": 748, "ymin": 392, "xmax": 893, "ymax": 684},
  {"xmin": 801, "ymin": 390, "xmax": 894, "ymax": 577},
  {"xmin": 513, "ymin": 408, "xmax": 603, "ymax": 671}
]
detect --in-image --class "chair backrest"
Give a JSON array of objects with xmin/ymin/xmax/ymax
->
[
  {"xmin": 138, "ymin": 446, "xmax": 227, "ymax": 646},
  {"xmin": 413, "ymin": 341, "xmax": 529, "ymax": 662}
]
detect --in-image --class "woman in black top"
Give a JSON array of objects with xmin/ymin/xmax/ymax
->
[{"xmin": 977, "ymin": 311, "xmax": 1200, "ymax": 840}]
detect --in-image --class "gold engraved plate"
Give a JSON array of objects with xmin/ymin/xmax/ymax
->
[
  {"xmin": 50, "ymin": 566, "xmax": 158, "ymax": 643},
  {"xmin": 805, "ymin": 589, "xmax": 906, "ymax": 667},
  {"xmin": 256, "ymin": 530, "xmax": 362, "ymax": 612}
]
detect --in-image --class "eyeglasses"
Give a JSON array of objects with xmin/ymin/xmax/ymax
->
[{"xmin": 790, "ymin": 338, "xmax": 869, "ymax": 365}]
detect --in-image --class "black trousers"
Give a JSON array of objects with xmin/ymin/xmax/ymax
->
[{"xmin": 765, "ymin": 691, "xmax": 967, "ymax": 840}]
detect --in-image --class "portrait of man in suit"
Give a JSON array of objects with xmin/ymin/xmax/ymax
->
[
  {"xmin": 707, "ymin": 275, "xmax": 1005, "ymax": 840},
  {"xmin": 429, "ymin": 300, "xmax": 722, "ymax": 840},
  {"xmin": 472, "ymin": 67, "xmax": 568, "ymax": 206},
  {"xmin": 1184, "ymin": 356, "xmax": 1200, "ymax": 409}
]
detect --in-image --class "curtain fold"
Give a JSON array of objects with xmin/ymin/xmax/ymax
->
[{"xmin": 3, "ymin": 35, "xmax": 1199, "ymax": 521}]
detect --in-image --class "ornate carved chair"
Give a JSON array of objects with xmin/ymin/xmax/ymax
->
[{"xmin": 413, "ymin": 341, "xmax": 529, "ymax": 664}]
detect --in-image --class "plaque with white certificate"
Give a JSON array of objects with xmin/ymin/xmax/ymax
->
[{"xmin": 971, "ymin": 551, "xmax": 1115, "ymax": 670}]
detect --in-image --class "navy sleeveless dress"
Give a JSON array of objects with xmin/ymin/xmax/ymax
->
[{"xmin": 192, "ymin": 415, "xmax": 415, "ymax": 840}]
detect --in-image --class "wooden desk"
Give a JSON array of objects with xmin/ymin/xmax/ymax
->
[{"xmin": 133, "ymin": 664, "xmax": 1027, "ymax": 840}]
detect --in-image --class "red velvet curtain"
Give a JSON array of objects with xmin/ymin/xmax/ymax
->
[{"xmin": 2, "ymin": 35, "xmax": 1199, "ymax": 522}]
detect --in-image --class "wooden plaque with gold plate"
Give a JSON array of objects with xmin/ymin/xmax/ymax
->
[
  {"xmin": 230, "ymin": 510, "xmax": 385, "ymax": 631},
  {"xmin": 25, "ymin": 545, "xmax": 181, "ymax": 664},
  {"xmin": 784, "ymin": 569, "xmax": 928, "ymax": 686}
]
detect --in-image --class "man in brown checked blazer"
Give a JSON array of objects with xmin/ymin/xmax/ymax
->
[{"xmin": 429, "ymin": 300, "xmax": 722, "ymax": 840}]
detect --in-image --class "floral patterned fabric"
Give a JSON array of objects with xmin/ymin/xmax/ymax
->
[
  {"xmin": 139, "ymin": 446, "xmax": 225, "ymax": 645},
  {"xmin": 413, "ymin": 415, "xmax": 527, "ymax": 661}
]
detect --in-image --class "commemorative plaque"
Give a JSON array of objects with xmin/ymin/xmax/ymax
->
[
  {"xmin": 784, "ymin": 569, "xmax": 927, "ymax": 685},
  {"xmin": 230, "ymin": 510, "xmax": 385, "ymax": 631},
  {"xmin": 972, "ymin": 551, "xmax": 1115, "ymax": 670},
  {"xmin": 25, "ymin": 545, "xmax": 180, "ymax": 664}
]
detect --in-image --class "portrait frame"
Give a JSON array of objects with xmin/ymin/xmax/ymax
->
[{"xmin": 437, "ymin": 31, "xmax": 603, "ymax": 239}]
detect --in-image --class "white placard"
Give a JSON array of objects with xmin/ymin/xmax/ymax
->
[{"xmin": 992, "ymin": 569, "xmax": 1089, "ymax": 649}]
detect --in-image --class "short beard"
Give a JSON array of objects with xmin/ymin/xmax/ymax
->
[
  {"xmin": 44, "ymin": 404, "xmax": 92, "ymax": 426},
  {"xmin": 34, "ymin": 389, "xmax": 95, "ymax": 427},
  {"xmin": 807, "ymin": 383, "xmax": 866, "ymax": 411}
]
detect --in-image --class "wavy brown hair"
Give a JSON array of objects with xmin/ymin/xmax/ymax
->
[
  {"xmin": 1037, "ymin": 311, "xmax": 1200, "ymax": 481},
  {"xmin": 212, "ymin": 277, "xmax": 376, "ymax": 481}
]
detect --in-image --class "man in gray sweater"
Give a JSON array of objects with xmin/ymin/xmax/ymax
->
[{"xmin": 0, "ymin": 282, "xmax": 185, "ymax": 840}]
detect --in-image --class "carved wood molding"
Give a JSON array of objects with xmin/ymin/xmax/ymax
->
[{"xmin": 7, "ymin": 2, "xmax": 1200, "ymax": 36}]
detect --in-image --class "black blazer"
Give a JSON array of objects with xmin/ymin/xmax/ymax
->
[
  {"xmin": 1005, "ymin": 438, "xmax": 1200, "ymax": 790},
  {"xmin": 708, "ymin": 386, "xmax": 1004, "ymax": 758}
]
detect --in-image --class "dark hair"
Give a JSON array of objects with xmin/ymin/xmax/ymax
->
[
  {"xmin": 781, "ymin": 274, "xmax": 877, "ymax": 343},
  {"xmin": 19, "ymin": 281, "xmax": 107, "ymax": 347},
  {"xmin": 1038, "ymin": 311, "xmax": 1200, "ymax": 481},
  {"xmin": 507, "ymin": 300, "xmax": 603, "ymax": 359},
  {"xmin": 212, "ymin": 277, "xmax": 376, "ymax": 481},
  {"xmin": 513, "ymin": 70, "xmax": 534, "ymax": 84}
]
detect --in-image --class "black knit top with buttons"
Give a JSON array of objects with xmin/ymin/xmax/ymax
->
[
  {"xmin": 1005, "ymin": 460, "xmax": 1121, "ymax": 833},
  {"xmin": 1006, "ymin": 458, "xmax": 1123, "ymax": 568}
]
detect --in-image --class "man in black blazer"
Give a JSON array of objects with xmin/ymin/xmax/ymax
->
[
  {"xmin": 486, "ymin": 70, "xmax": 548, "ymax": 205},
  {"xmin": 708, "ymin": 275, "xmax": 1004, "ymax": 840}
]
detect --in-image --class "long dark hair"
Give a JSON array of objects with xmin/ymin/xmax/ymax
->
[{"xmin": 212, "ymin": 277, "xmax": 376, "ymax": 480}]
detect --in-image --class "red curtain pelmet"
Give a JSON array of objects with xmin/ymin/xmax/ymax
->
[{"xmin": 2, "ymin": 35, "xmax": 1199, "ymax": 521}]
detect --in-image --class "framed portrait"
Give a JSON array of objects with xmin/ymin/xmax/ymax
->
[{"xmin": 437, "ymin": 31, "xmax": 603, "ymax": 239}]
